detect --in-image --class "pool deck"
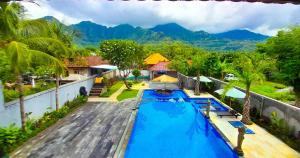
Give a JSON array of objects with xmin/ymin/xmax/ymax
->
[
  {"xmin": 12, "ymin": 87, "xmax": 300, "ymax": 158},
  {"xmin": 11, "ymin": 100, "xmax": 136, "ymax": 158},
  {"xmin": 184, "ymin": 89, "xmax": 300, "ymax": 158}
]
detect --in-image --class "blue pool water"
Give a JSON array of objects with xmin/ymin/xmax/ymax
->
[
  {"xmin": 125, "ymin": 90, "xmax": 238, "ymax": 158},
  {"xmin": 189, "ymin": 98, "xmax": 229, "ymax": 112}
]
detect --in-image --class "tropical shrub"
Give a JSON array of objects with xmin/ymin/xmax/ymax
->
[{"xmin": 132, "ymin": 69, "xmax": 141, "ymax": 81}]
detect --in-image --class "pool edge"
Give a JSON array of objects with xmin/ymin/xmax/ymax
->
[
  {"xmin": 115, "ymin": 89, "xmax": 243, "ymax": 158},
  {"xmin": 113, "ymin": 89, "xmax": 144, "ymax": 158}
]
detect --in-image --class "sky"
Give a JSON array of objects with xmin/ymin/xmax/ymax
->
[{"xmin": 21, "ymin": 0, "xmax": 300, "ymax": 36}]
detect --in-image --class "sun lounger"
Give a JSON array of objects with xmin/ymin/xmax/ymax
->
[
  {"xmin": 194, "ymin": 101, "xmax": 208, "ymax": 104},
  {"xmin": 216, "ymin": 110, "xmax": 240, "ymax": 118}
]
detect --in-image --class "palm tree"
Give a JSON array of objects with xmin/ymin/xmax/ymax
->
[
  {"xmin": 1, "ymin": 2, "xmax": 65, "ymax": 130},
  {"xmin": 5, "ymin": 41, "xmax": 64, "ymax": 130},
  {"xmin": 233, "ymin": 53, "xmax": 273, "ymax": 125},
  {"xmin": 218, "ymin": 59, "xmax": 233, "ymax": 80},
  {"xmin": 191, "ymin": 54, "xmax": 207, "ymax": 95},
  {"xmin": 47, "ymin": 22, "xmax": 73, "ymax": 111}
]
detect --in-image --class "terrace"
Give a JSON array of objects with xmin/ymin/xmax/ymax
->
[
  {"xmin": 1, "ymin": 0, "xmax": 300, "ymax": 158},
  {"xmin": 8, "ymin": 85, "xmax": 300, "ymax": 158}
]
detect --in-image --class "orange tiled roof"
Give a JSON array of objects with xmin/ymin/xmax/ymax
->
[
  {"xmin": 144, "ymin": 53, "xmax": 169, "ymax": 65},
  {"xmin": 65, "ymin": 56, "xmax": 108, "ymax": 68}
]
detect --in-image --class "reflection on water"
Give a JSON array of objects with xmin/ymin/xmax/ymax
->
[{"xmin": 153, "ymin": 101, "xmax": 186, "ymax": 118}]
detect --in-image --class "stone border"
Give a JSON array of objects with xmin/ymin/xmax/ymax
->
[
  {"xmin": 183, "ymin": 90, "xmax": 242, "ymax": 157},
  {"xmin": 113, "ymin": 89, "xmax": 241, "ymax": 158},
  {"xmin": 113, "ymin": 89, "xmax": 144, "ymax": 158}
]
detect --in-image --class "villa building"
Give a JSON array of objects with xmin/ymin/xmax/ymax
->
[
  {"xmin": 63, "ymin": 56, "xmax": 117, "ymax": 81},
  {"xmin": 144, "ymin": 53, "xmax": 169, "ymax": 68}
]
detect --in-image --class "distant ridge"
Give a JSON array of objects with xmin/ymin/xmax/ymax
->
[
  {"xmin": 214, "ymin": 29, "xmax": 269, "ymax": 41},
  {"xmin": 41, "ymin": 16, "xmax": 269, "ymax": 51}
]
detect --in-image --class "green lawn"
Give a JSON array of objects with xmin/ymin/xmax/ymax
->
[
  {"xmin": 234, "ymin": 81, "xmax": 295, "ymax": 102},
  {"xmin": 100, "ymin": 81, "xmax": 124, "ymax": 97},
  {"xmin": 117, "ymin": 89, "xmax": 139, "ymax": 101}
]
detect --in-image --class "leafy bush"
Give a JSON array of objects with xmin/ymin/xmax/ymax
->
[
  {"xmin": 3, "ymin": 81, "xmax": 56, "ymax": 102},
  {"xmin": 0, "ymin": 96, "xmax": 87, "ymax": 155},
  {"xmin": 3, "ymin": 89, "xmax": 19, "ymax": 102},
  {"xmin": 132, "ymin": 69, "xmax": 141, "ymax": 81},
  {"xmin": 253, "ymin": 111, "xmax": 300, "ymax": 152},
  {"xmin": 0, "ymin": 125, "xmax": 23, "ymax": 154}
]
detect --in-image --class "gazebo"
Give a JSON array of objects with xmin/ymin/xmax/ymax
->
[
  {"xmin": 148, "ymin": 61, "xmax": 177, "ymax": 79},
  {"xmin": 144, "ymin": 53, "xmax": 169, "ymax": 68}
]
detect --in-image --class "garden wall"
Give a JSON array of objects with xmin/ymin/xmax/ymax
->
[
  {"xmin": 0, "ymin": 76, "xmax": 95, "ymax": 127},
  {"xmin": 178, "ymin": 72, "xmax": 300, "ymax": 136},
  {"xmin": 149, "ymin": 82, "xmax": 179, "ymax": 90},
  {"xmin": 177, "ymin": 73, "xmax": 195, "ymax": 89}
]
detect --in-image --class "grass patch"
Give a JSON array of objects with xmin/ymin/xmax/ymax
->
[
  {"xmin": 117, "ymin": 89, "xmax": 139, "ymax": 101},
  {"xmin": 100, "ymin": 81, "xmax": 124, "ymax": 97},
  {"xmin": 234, "ymin": 81, "xmax": 295, "ymax": 102}
]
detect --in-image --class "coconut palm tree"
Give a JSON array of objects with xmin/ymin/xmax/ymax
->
[
  {"xmin": 232, "ymin": 53, "xmax": 273, "ymax": 125},
  {"xmin": 191, "ymin": 54, "xmax": 207, "ymax": 95},
  {"xmin": 17, "ymin": 15, "xmax": 74, "ymax": 112},
  {"xmin": 45, "ymin": 22, "xmax": 74, "ymax": 111},
  {"xmin": 218, "ymin": 59, "xmax": 234, "ymax": 80},
  {"xmin": 1, "ymin": 2, "xmax": 66, "ymax": 130}
]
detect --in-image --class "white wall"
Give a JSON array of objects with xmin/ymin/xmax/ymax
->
[
  {"xmin": 0, "ymin": 76, "xmax": 95, "ymax": 127},
  {"xmin": 0, "ymin": 81, "xmax": 4, "ymax": 113},
  {"xmin": 117, "ymin": 70, "xmax": 150, "ymax": 78}
]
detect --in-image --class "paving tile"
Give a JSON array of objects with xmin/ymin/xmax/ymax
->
[{"xmin": 11, "ymin": 101, "xmax": 136, "ymax": 158}]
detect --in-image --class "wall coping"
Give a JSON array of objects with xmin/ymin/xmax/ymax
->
[
  {"xmin": 208, "ymin": 77, "xmax": 300, "ymax": 111},
  {"xmin": 178, "ymin": 72, "xmax": 299, "ymax": 111},
  {"xmin": 4, "ymin": 75, "xmax": 96, "ymax": 107}
]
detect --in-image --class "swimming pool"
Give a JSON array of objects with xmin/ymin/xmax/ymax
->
[{"xmin": 125, "ymin": 90, "xmax": 238, "ymax": 158}]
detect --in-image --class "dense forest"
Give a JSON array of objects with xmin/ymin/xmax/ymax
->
[{"xmin": 44, "ymin": 16, "xmax": 269, "ymax": 51}]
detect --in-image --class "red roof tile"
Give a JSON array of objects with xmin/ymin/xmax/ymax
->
[
  {"xmin": 65, "ymin": 56, "xmax": 108, "ymax": 68},
  {"xmin": 149, "ymin": 62, "xmax": 171, "ymax": 71}
]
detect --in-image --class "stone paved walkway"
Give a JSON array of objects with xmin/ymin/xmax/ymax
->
[
  {"xmin": 11, "ymin": 100, "xmax": 136, "ymax": 158},
  {"xmin": 184, "ymin": 89, "xmax": 300, "ymax": 158}
]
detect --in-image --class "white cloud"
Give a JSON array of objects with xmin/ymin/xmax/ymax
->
[{"xmin": 21, "ymin": 0, "xmax": 300, "ymax": 36}]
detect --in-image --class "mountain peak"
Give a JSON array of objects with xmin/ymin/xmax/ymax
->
[
  {"xmin": 41, "ymin": 16, "xmax": 60, "ymax": 23},
  {"xmin": 214, "ymin": 29, "xmax": 269, "ymax": 40},
  {"xmin": 151, "ymin": 23, "xmax": 188, "ymax": 32}
]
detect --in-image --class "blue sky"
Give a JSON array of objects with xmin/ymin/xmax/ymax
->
[{"xmin": 22, "ymin": 0, "xmax": 300, "ymax": 36}]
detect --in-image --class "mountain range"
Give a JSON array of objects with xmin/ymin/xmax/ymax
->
[{"xmin": 42, "ymin": 16, "xmax": 269, "ymax": 51}]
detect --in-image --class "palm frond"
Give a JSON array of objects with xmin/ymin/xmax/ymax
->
[
  {"xmin": 6, "ymin": 41, "xmax": 30, "ymax": 74},
  {"xmin": 0, "ymin": 2, "xmax": 20, "ymax": 40},
  {"xmin": 22, "ymin": 37, "xmax": 72, "ymax": 58},
  {"xmin": 29, "ymin": 49, "xmax": 67, "ymax": 75},
  {"xmin": 17, "ymin": 19, "xmax": 54, "ymax": 39}
]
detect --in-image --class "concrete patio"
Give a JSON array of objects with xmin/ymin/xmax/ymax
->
[
  {"xmin": 184, "ymin": 89, "xmax": 300, "ymax": 158},
  {"xmin": 11, "ymin": 100, "xmax": 136, "ymax": 158}
]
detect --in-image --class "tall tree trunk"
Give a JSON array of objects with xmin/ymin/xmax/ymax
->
[
  {"xmin": 293, "ymin": 79, "xmax": 300, "ymax": 107},
  {"xmin": 294, "ymin": 89, "xmax": 300, "ymax": 107},
  {"xmin": 241, "ymin": 87, "xmax": 252, "ymax": 125},
  {"xmin": 55, "ymin": 75, "xmax": 60, "ymax": 111},
  {"xmin": 195, "ymin": 72, "xmax": 200, "ymax": 95},
  {"xmin": 123, "ymin": 78, "xmax": 131, "ymax": 90},
  {"xmin": 17, "ymin": 74, "xmax": 26, "ymax": 131}
]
